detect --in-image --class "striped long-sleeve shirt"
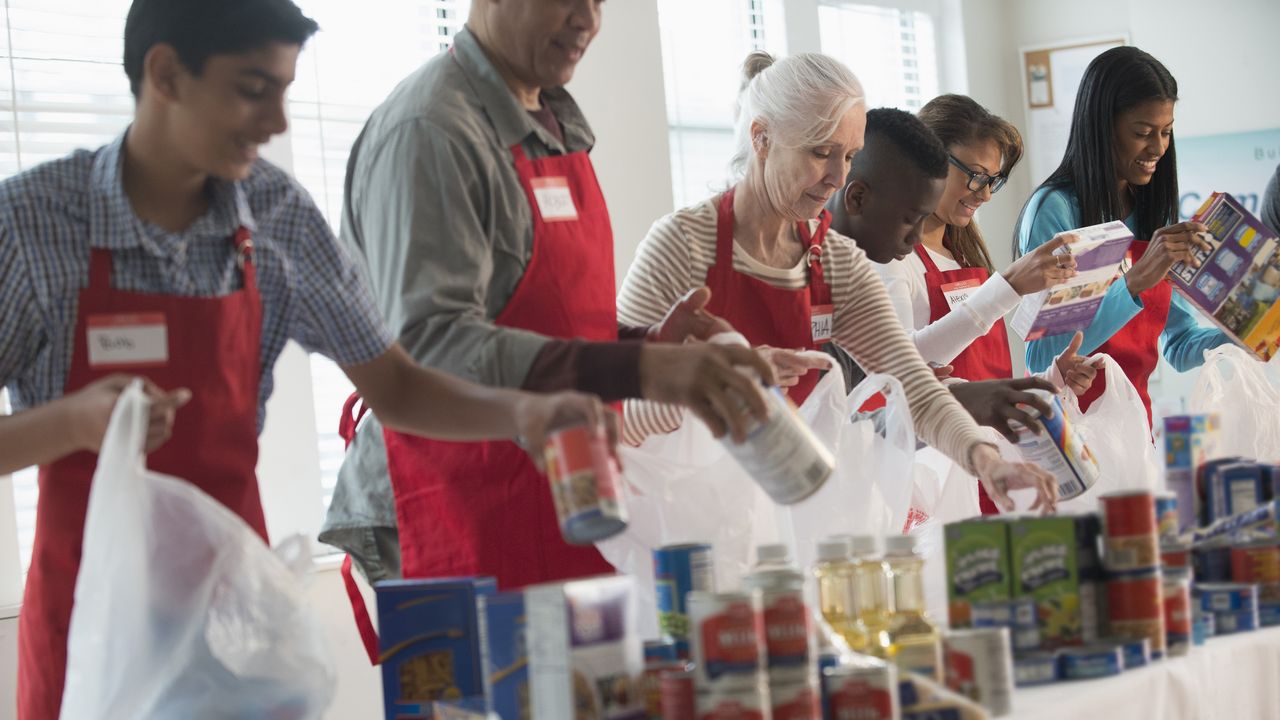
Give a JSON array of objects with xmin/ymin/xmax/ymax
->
[{"xmin": 616, "ymin": 195, "xmax": 991, "ymax": 474}]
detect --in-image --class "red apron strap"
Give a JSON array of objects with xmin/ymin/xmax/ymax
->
[
  {"xmin": 341, "ymin": 554, "xmax": 382, "ymax": 665},
  {"xmin": 914, "ymin": 243, "xmax": 943, "ymax": 274},
  {"xmin": 801, "ymin": 210, "xmax": 834, "ymax": 307},
  {"xmin": 714, "ymin": 188, "xmax": 737, "ymax": 268},
  {"xmin": 339, "ymin": 391, "xmax": 369, "ymax": 449}
]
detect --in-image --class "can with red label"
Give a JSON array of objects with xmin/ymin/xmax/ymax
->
[
  {"xmin": 545, "ymin": 423, "xmax": 628, "ymax": 544},
  {"xmin": 823, "ymin": 664, "xmax": 899, "ymax": 720},
  {"xmin": 1100, "ymin": 491, "xmax": 1160, "ymax": 571},
  {"xmin": 1160, "ymin": 542, "xmax": 1190, "ymax": 570},
  {"xmin": 660, "ymin": 667, "xmax": 696, "ymax": 720},
  {"xmin": 642, "ymin": 656, "xmax": 686, "ymax": 720},
  {"xmin": 757, "ymin": 585, "xmax": 811, "ymax": 686},
  {"xmin": 943, "ymin": 627, "xmax": 1013, "ymax": 716},
  {"xmin": 689, "ymin": 592, "xmax": 763, "ymax": 689},
  {"xmin": 1107, "ymin": 568, "xmax": 1166, "ymax": 657},
  {"xmin": 769, "ymin": 680, "xmax": 820, "ymax": 720},
  {"xmin": 1230, "ymin": 541, "xmax": 1280, "ymax": 585},
  {"xmin": 695, "ymin": 683, "xmax": 766, "ymax": 720},
  {"xmin": 1161, "ymin": 567, "xmax": 1192, "ymax": 657}
]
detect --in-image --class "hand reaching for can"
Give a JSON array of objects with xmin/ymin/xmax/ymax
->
[
  {"xmin": 513, "ymin": 391, "xmax": 621, "ymax": 473},
  {"xmin": 970, "ymin": 444, "xmax": 1058, "ymax": 514}
]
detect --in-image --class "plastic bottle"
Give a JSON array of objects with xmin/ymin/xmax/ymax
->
[
  {"xmin": 884, "ymin": 534, "xmax": 942, "ymax": 681},
  {"xmin": 812, "ymin": 537, "xmax": 867, "ymax": 653},
  {"xmin": 849, "ymin": 535, "xmax": 893, "ymax": 657}
]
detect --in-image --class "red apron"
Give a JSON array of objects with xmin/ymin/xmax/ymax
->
[
  {"xmin": 703, "ymin": 187, "xmax": 834, "ymax": 404},
  {"xmin": 1076, "ymin": 240, "xmax": 1171, "ymax": 426},
  {"xmin": 916, "ymin": 243, "xmax": 1014, "ymax": 515},
  {"xmin": 17, "ymin": 229, "xmax": 266, "ymax": 720},
  {"xmin": 376, "ymin": 143, "xmax": 617, "ymax": 593}
]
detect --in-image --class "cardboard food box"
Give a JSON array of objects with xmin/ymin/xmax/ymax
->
[
  {"xmin": 1010, "ymin": 221, "xmax": 1134, "ymax": 341},
  {"xmin": 526, "ymin": 575, "xmax": 645, "ymax": 719},
  {"xmin": 480, "ymin": 591, "xmax": 529, "ymax": 720},
  {"xmin": 1010, "ymin": 516, "xmax": 1100, "ymax": 649},
  {"xmin": 945, "ymin": 518, "xmax": 1013, "ymax": 628},
  {"xmin": 376, "ymin": 576, "xmax": 497, "ymax": 720}
]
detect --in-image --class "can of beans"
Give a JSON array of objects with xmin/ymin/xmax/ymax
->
[
  {"xmin": 1154, "ymin": 492, "xmax": 1180, "ymax": 541},
  {"xmin": 1162, "ymin": 567, "xmax": 1192, "ymax": 657},
  {"xmin": 660, "ymin": 667, "xmax": 696, "ymax": 720},
  {"xmin": 545, "ymin": 423, "xmax": 627, "ymax": 544},
  {"xmin": 823, "ymin": 663, "xmax": 899, "ymax": 720},
  {"xmin": 1230, "ymin": 541, "xmax": 1280, "ymax": 585},
  {"xmin": 1106, "ymin": 568, "xmax": 1166, "ymax": 657},
  {"xmin": 1100, "ymin": 491, "xmax": 1160, "ymax": 571},
  {"xmin": 943, "ymin": 628, "xmax": 1014, "ymax": 716},
  {"xmin": 655, "ymin": 544, "xmax": 715, "ymax": 659},
  {"xmin": 688, "ymin": 592, "xmax": 762, "ymax": 689}
]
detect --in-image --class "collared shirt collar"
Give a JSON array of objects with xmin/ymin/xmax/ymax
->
[
  {"xmin": 88, "ymin": 131, "xmax": 258, "ymax": 255},
  {"xmin": 450, "ymin": 27, "xmax": 595, "ymax": 154}
]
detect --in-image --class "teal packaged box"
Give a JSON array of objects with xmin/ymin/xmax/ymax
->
[
  {"xmin": 376, "ymin": 577, "xmax": 497, "ymax": 720},
  {"xmin": 480, "ymin": 592, "xmax": 528, "ymax": 720}
]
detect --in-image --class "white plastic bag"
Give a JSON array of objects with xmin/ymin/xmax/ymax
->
[
  {"xmin": 1057, "ymin": 353, "xmax": 1161, "ymax": 511},
  {"xmin": 61, "ymin": 381, "xmax": 335, "ymax": 720},
  {"xmin": 1191, "ymin": 344, "xmax": 1280, "ymax": 461}
]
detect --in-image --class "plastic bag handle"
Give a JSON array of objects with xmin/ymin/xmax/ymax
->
[{"xmin": 341, "ymin": 554, "xmax": 381, "ymax": 665}]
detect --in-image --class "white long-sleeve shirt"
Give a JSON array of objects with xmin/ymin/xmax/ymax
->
[
  {"xmin": 616, "ymin": 197, "xmax": 992, "ymax": 474},
  {"xmin": 874, "ymin": 246, "xmax": 1021, "ymax": 368}
]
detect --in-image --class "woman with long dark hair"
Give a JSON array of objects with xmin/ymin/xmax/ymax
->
[{"xmin": 1015, "ymin": 46, "xmax": 1229, "ymax": 421}]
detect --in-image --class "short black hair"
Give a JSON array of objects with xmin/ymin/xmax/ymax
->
[
  {"xmin": 852, "ymin": 107, "xmax": 948, "ymax": 182},
  {"xmin": 124, "ymin": 0, "xmax": 319, "ymax": 98}
]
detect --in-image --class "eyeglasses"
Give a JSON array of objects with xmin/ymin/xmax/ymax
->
[{"xmin": 948, "ymin": 154, "xmax": 1008, "ymax": 194}]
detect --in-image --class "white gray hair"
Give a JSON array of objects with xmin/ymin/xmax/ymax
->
[{"xmin": 729, "ymin": 51, "xmax": 866, "ymax": 179}]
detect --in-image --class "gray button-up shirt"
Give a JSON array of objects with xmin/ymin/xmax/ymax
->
[{"xmin": 322, "ymin": 29, "xmax": 600, "ymax": 579}]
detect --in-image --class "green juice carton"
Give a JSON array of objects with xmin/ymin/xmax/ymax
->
[
  {"xmin": 944, "ymin": 518, "xmax": 1012, "ymax": 628},
  {"xmin": 1010, "ymin": 516, "xmax": 1100, "ymax": 649}
]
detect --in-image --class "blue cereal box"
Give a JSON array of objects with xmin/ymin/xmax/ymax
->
[
  {"xmin": 1162, "ymin": 414, "xmax": 1218, "ymax": 532},
  {"xmin": 1211, "ymin": 462, "xmax": 1266, "ymax": 522},
  {"xmin": 1196, "ymin": 456, "xmax": 1245, "ymax": 526},
  {"xmin": 376, "ymin": 577, "xmax": 497, "ymax": 720},
  {"xmin": 479, "ymin": 592, "xmax": 528, "ymax": 720},
  {"xmin": 526, "ymin": 575, "xmax": 645, "ymax": 719}
]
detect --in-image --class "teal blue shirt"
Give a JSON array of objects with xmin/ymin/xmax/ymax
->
[{"xmin": 1016, "ymin": 186, "xmax": 1230, "ymax": 373}]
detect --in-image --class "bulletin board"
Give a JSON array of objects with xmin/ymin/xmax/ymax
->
[{"xmin": 1020, "ymin": 36, "xmax": 1127, "ymax": 188}]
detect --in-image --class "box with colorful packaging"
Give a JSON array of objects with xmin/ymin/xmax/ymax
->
[
  {"xmin": 1010, "ymin": 221, "xmax": 1135, "ymax": 341},
  {"xmin": 479, "ymin": 591, "xmax": 528, "ymax": 720},
  {"xmin": 944, "ymin": 518, "xmax": 1013, "ymax": 628},
  {"xmin": 1196, "ymin": 457, "xmax": 1247, "ymax": 526},
  {"xmin": 526, "ymin": 574, "xmax": 645, "ymax": 720},
  {"xmin": 375, "ymin": 577, "xmax": 497, "ymax": 720},
  {"xmin": 1010, "ymin": 515, "xmax": 1102, "ymax": 649},
  {"xmin": 1162, "ymin": 414, "xmax": 1219, "ymax": 531},
  {"xmin": 1209, "ymin": 462, "xmax": 1272, "ymax": 523}
]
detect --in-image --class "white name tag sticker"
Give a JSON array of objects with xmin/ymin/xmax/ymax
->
[
  {"xmin": 940, "ymin": 279, "xmax": 981, "ymax": 312},
  {"xmin": 811, "ymin": 303, "xmax": 834, "ymax": 342},
  {"xmin": 530, "ymin": 176, "xmax": 578, "ymax": 222},
  {"xmin": 86, "ymin": 313, "xmax": 169, "ymax": 368}
]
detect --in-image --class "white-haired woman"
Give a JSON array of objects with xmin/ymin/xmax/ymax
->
[{"xmin": 617, "ymin": 52, "xmax": 1055, "ymax": 512}]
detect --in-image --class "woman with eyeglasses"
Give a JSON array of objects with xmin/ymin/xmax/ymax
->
[
  {"xmin": 1015, "ymin": 48, "xmax": 1229, "ymax": 423},
  {"xmin": 874, "ymin": 94, "xmax": 1095, "ymax": 514}
]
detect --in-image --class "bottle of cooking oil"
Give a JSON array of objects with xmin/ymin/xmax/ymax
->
[
  {"xmin": 884, "ymin": 534, "xmax": 942, "ymax": 681},
  {"xmin": 848, "ymin": 535, "xmax": 893, "ymax": 658},
  {"xmin": 812, "ymin": 537, "xmax": 867, "ymax": 652}
]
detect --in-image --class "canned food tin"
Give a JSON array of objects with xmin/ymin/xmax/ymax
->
[
  {"xmin": 642, "ymin": 659, "xmax": 686, "ymax": 720},
  {"xmin": 660, "ymin": 668, "xmax": 696, "ymax": 720},
  {"xmin": 823, "ymin": 664, "xmax": 899, "ymax": 720},
  {"xmin": 1114, "ymin": 637, "xmax": 1151, "ymax": 669},
  {"xmin": 688, "ymin": 592, "xmax": 762, "ymax": 688},
  {"xmin": 1215, "ymin": 608, "xmax": 1260, "ymax": 634},
  {"xmin": 1230, "ymin": 541, "xmax": 1280, "ymax": 585},
  {"xmin": 1100, "ymin": 491, "xmax": 1160, "ymax": 571},
  {"xmin": 655, "ymin": 544, "xmax": 715, "ymax": 659},
  {"xmin": 1011, "ymin": 390, "xmax": 1100, "ymax": 501},
  {"xmin": 1160, "ymin": 542, "xmax": 1190, "ymax": 570},
  {"xmin": 1259, "ymin": 601, "xmax": 1280, "ymax": 627},
  {"xmin": 1058, "ymin": 644, "xmax": 1123, "ymax": 680},
  {"xmin": 1162, "ymin": 568, "xmax": 1192, "ymax": 657},
  {"xmin": 1197, "ymin": 583, "xmax": 1259, "ymax": 613},
  {"xmin": 943, "ymin": 628, "xmax": 1014, "ymax": 717},
  {"xmin": 694, "ymin": 682, "xmax": 766, "ymax": 719},
  {"xmin": 1193, "ymin": 546, "xmax": 1233, "ymax": 583},
  {"xmin": 769, "ymin": 680, "xmax": 820, "ymax": 720},
  {"xmin": 1154, "ymin": 492, "xmax": 1179, "ymax": 541},
  {"xmin": 1012, "ymin": 652, "xmax": 1058, "ymax": 687},
  {"xmin": 722, "ymin": 383, "xmax": 835, "ymax": 505},
  {"xmin": 545, "ymin": 424, "xmax": 628, "ymax": 544},
  {"xmin": 1107, "ymin": 568, "xmax": 1166, "ymax": 656}
]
